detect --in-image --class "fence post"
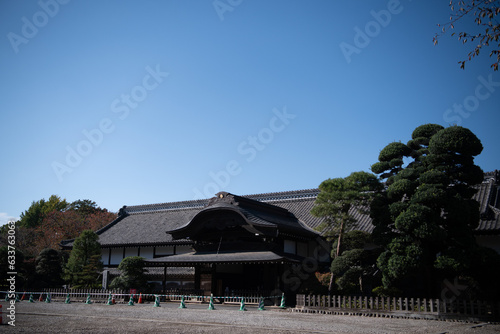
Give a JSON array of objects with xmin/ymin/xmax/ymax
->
[{"xmin": 296, "ymin": 294, "xmax": 303, "ymax": 307}]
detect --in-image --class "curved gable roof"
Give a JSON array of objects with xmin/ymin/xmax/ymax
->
[{"xmin": 168, "ymin": 192, "xmax": 319, "ymax": 240}]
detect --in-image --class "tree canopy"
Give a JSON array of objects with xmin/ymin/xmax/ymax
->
[
  {"xmin": 35, "ymin": 248, "xmax": 64, "ymax": 288},
  {"xmin": 18, "ymin": 195, "xmax": 68, "ymax": 229},
  {"xmin": 31, "ymin": 209, "xmax": 115, "ymax": 256},
  {"xmin": 370, "ymin": 124, "xmax": 485, "ymax": 296},
  {"xmin": 109, "ymin": 256, "xmax": 148, "ymax": 291},
  {"xmin": 311, "ymin": 171, "xmax": 382, "ymax": 292},
  {"xmin": 1, "ymin": 197, "xmax": 116, "ymax": 258},
  {"xmin": 64, "ymin": 230, "xmax": 103, "ymax": 288}
]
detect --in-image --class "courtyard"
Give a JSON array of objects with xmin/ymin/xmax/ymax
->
[{"xmin": 1, "ymin": 300, "xmax": 499, "ymax": 333}]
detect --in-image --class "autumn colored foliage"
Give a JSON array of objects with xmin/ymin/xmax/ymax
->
[
  {"xmin": 29, "ymin": 209, "xmax": 116, "ymax": 256},
  {"xmin": 1, "ymin": 197, "xmax": 116, "ymax": 258}
]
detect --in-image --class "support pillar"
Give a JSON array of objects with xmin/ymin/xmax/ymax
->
[
  {"xmin": 194, "ymin": 266, "xmax": 201, "ymax": 291},
  {"xmin": 162, "ymin": 266, "xmax": 167, "ymax": 293},
  {"xmin": 211, "ymin": 264, "xmax": 217, "ymax": 295}
]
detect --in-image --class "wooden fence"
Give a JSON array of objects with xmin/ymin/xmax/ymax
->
[{"xmin": 295, "ymin": 294, "xmax": 500, "ymax": 321}]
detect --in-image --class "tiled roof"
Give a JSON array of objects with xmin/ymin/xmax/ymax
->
[
  {"xmin": 61, "ymin": 208, "xmax": 199, "ymax": 248},
  {"xmin": 268, "ymin": 197, "xmax": 373, "ymax": 233},
  {"xmin": 60, "ymin": 170, "xmax": 500, "ymax": 248},
  {"xmin": 473, "ymin": 170, "xmax": 500, "ymax": 234},
  {"xmin": 98, "ymin": 208, "xmax": 199, "ymax": 246}
]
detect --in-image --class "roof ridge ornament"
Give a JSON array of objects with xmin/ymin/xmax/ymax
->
[{"xmin": 207, "ymin": 192, "xmax": 239, "ymax": 207}]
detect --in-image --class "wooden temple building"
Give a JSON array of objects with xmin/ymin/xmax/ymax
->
[
  {"xmin": 61, "ymin": 171, "xmax": 500, "ymax": 297},
  {"xmin": 63, "ymin": 189, "xmax": 337, "ymax": 295}
]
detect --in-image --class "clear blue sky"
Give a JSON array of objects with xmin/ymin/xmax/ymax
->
[{"xmin": 1, "ymin": 0, "xmax": 499, "ymax": 225}]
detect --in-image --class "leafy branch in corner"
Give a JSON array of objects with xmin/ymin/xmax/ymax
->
[{"xmin": 433, "ymin": 0, "xmax": 500, "ymax": 70}]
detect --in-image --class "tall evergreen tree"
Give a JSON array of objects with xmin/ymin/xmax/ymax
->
[
  {"xmin": 311, "ymin": 171, "xmax": 382, "ymax": 293},
  {"xmin": 371, "ymin": 124, "xmax": 484, "ymax": 296},
  {"xmin": 35, "ymin": 248, "xmax": 64, "ymax": 288},
  {"xmin": 64, "ymin": 230, "xmax": 102, "ymax": 288}
]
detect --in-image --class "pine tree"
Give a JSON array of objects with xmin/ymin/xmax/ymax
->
[
  {"xmin": 371, "ymin": 124, "xmax": 484, "ymax": 296},
  {"xmin": 64, "ymin": 230, "xmax": 102, "ymax": 288},
  {"xmin": 311, "ymin": 171, "xmax": 381, "ymax": 293}
]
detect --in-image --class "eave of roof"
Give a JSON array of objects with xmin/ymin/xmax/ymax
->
[{"xmin": 145, "ymin": 250, "xmax": 301, "ymax": 266}]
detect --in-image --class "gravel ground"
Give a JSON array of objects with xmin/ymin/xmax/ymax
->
[{"xmin": 1, "ymin": 300, "xmax": 500, "ymax": 333}]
